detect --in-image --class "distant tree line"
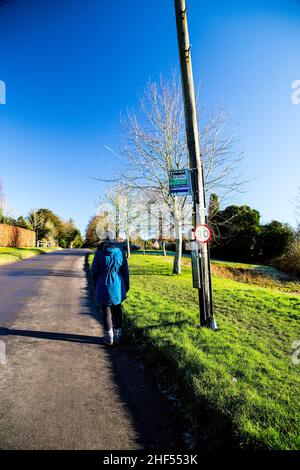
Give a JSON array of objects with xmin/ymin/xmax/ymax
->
[{"xmin": 0, "ymin": 207, "xmax": 83, "ymax": 248}]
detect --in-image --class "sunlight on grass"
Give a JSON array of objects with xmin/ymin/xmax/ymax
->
[{"xmin": 0, "ymin": 247, "xmax": 56, "ymax": 265}]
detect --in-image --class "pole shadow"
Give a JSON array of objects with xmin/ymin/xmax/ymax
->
[{"xmin": 0, "ymin": 327, "xmax": 101, "ymax": 345}]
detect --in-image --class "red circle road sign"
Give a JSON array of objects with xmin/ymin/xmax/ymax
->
[{"xmin": 194, "ymin": 224, "xmax": 212, "ymax": 243}]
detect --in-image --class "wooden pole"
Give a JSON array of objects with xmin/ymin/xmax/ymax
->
[{"xmin": 174, "ymin": 0, "xmax": 216, "ymax": 328}]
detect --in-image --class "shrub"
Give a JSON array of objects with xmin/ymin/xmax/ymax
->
[
  {"xmin": 256, "ymin": 221, "xmax": 295, "ymax": 262},
  {"xmin": 165, "ymin": 241, "xmax": 176, "ymax": 252},
  {"xmin": 272, "ymin": 241, "xmax": 300, "ymax": 277},
  {"xmin": 59, "ymin": 239, "xmax": 68, "ymax": 248},
  {"xmin": 72, "ymin": 234, "xmax": 83, "ymax": 248},
  {"xmin": 211, "ymin": 205, "xmax": 261, "ymax": 262}
]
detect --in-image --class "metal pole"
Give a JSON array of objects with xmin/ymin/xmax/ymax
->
[{"xmin": 174, "ymin": 0, "xmax": 216, "ymax": 328}]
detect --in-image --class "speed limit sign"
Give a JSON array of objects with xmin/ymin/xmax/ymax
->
[{"xmin": 194, "ymin": 224, "xmax": 212, "ymax": 243}]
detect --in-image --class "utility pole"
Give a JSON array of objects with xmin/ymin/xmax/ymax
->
[{"xmin": 174, "ymin": 0, "xmax": 216, "ymax": 329}]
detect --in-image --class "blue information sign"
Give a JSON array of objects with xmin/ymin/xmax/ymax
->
[{"xmin": 169, "ymin": 169, "xmax": 191, "ymax": 196}]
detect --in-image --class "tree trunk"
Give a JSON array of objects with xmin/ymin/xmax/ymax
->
[
  {"xmin": 162, "ymin": 240, "xmax": 167, "ymax": 256},
  {"xmin": 126, "ymin": 235, "xmax": 131, "ymax": 259},
  {"xmin": 172, "ymin": 198, "xmax": 182, "ymax": 274}
]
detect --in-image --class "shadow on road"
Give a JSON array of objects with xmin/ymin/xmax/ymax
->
[
  {"xmin": 0, "ymin": 327, "xmax": 101, "ymax": 345},
  {"xmin": 0, "ymin": 269, "xmax": 86, "ymax": 278}
]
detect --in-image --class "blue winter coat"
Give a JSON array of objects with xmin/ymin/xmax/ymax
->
[{"xmin": 91, "ymin": 244, "xmax": 129, "ymax": 306}]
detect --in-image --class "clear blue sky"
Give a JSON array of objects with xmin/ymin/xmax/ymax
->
[{"xmin": 0, "ymin": 0, "xmax": 299, "ymax": 234}]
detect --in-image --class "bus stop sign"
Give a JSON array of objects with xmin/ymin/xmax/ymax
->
[
  {"xmin": 194, "ymin": 224, "xmax": 212, "ymax": 244},
  {"xmin": 169, "ymin": 169, "xmax": 191, "ymax": 196}
]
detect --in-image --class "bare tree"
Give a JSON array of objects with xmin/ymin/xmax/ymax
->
[
  {"xmin": 99, "ymin": 73, "xmax": 245, "ymax": 273},
  {"xmin": 98, "ymin": 184, "xmax": 142, "ymax": 258},
  {"xmin": 294, "ymin": 187, "xmax": 300, "ymax": 225},
  {"xmin": 150, "ymin": 198, "xmax": 172, "ymax": 256},
  {"xmin": 120, "ymin": 74, "xmax": 191, "ymax": 273}
]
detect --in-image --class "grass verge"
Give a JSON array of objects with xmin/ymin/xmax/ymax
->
[
  {"xmin": 0, "ymin": 247, "xmax": 57, "ymax": 265},
  {"xmin": 88, "ymin": 253, "xmax": 300, "ymax": 449}
]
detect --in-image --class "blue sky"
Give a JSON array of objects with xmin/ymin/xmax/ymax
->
[{"xmin": 0, "ymin": 0, "xmax": 299, "ymax": 234}]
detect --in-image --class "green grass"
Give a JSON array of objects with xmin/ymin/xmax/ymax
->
[
  {"xmin": 137, "ymin": 252, "xmax": 300, "ymax": 294},
  {"xmin": 88, "ymin": 253, "xmax": 300, "ymax": 449},
  {"xmin": 0, "ymin": 247, "xmax": 57, "ymax": 265}
]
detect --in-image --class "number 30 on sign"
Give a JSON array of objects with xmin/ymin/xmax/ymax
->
[{"xmin": 194, "ymin": 224, "xmax": 212, "ymax": 243}]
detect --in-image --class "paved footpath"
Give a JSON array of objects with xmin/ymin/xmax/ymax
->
[{"xmin": 0, "ymin": 249, "xmax": 179, "ymax": 449}]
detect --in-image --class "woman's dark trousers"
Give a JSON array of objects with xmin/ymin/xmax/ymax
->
[{"xmin": 102, "ymin": 304, "xmax": 123, "ymax": 331}]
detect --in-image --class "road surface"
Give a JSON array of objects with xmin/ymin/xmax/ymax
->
[{"xmin": 0, "ymin": 249, "xmax": 180, "ymax": 449}]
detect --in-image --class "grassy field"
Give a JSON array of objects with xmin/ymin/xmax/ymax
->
[
  {"xmin": 88, "ymin": 253, "xmax": 300, "ymax": 449},
  {"xmin": 0, "ymin": 247, "xmax": 57, "ymax": 265}
]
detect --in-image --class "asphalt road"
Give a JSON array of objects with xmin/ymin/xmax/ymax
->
[{"xmin": 0, "ymin": 249, "xmax": 180, "ymax": 450}]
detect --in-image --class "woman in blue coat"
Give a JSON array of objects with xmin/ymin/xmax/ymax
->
[{"xmin": 91, "ymin": 238, "xmax": 129, "ymax": 346}]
